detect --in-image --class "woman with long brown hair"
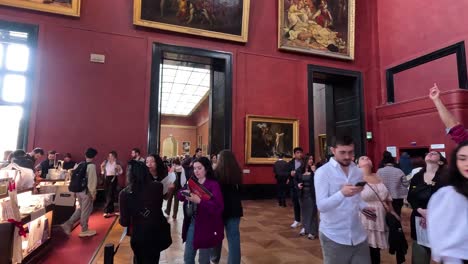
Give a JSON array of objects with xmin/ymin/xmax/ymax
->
[
  {"xmin": 211, "ymin": 150, "xmax": 243, "ymax": 264},
  {"xmin": 295, "ymin": 154, "xmax": 318, "ymax": 239},
  {"xmin": 427, "ymin": 141, "xmax": 468, "ymax": 263},
  {"xmin": 407, "ymin": 151, "xmax": 447, "ymax": 264}
]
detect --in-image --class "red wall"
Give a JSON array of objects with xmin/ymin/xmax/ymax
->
[
  {"xmin": 376, "ymin": 1, "xmax": 468, "ymax": 160},
  {"xmin": 0, "ymin": 0, "xmax": 380, "ymax": 184}
]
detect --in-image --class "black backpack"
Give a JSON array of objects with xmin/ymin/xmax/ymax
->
[{"xmin": 68, "ymin": 162, "xmax": 89, "ymax": 193}]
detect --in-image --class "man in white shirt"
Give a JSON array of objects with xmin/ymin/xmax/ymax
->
[{"xmin": 314, "ymin": 136, "xmax": 375, "ymax": 264}]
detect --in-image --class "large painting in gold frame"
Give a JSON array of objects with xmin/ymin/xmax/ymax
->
[
  {"xmin": 134, "ymin": 0, "xmax": 250, "ymax": 43},
  {"xmin": 278, "ymin": 0, "xmax": 355, "ymax": 60},
  {"xmin": 245, "ymin": 115, "xmax": 299, "ymax": 164},
  {"xmin": 0, "ymin": 0, "xmax": 80, "ymax": 17}
]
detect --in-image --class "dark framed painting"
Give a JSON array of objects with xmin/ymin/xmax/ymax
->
[
  {"xmin": 182, "ymin": 141, "xmax": 191, "ymax": 155},
  {"xmin": 245, "ymin": 115, "xmax": 299, "ymax": 164},
  {"xmin": 278, "ymin": 0, "xmax": 355, "ymax": 60},
  {"xmin": 0, "ymin": 0, "xmax": 80, "ymax": 16},
  {"xmin": 318, "ymin": 134, "xmax": 327, "ymax": 160},
  {"xmin": 134, "ymin": 0, "xmax": 250, "ymax": 42}
]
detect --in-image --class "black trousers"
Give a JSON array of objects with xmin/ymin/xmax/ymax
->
[
  {"xmin": 276, "ymin": 179, "xmax": 288, "ymax": 205},
  {"xmin": 291, "ymin": 187, "xmax": 301, "ymax": 222},
  {"xmin": 370, "ymin": 247, "xmax": 380, "ymax": 264},
  {"xmin": 392, "ymin": 198, "xmax": 404, "ymax": 217},
  {"xmin": 132, "ymin": 246, "xmax": 161, "ymax": 264},
  {"xmin": 104, "ymin": 176, "xmax": 117, "ymax": 214},
  {"xmin": 371, "ymin": 246, "xmax": 405, "ymax": 264}
]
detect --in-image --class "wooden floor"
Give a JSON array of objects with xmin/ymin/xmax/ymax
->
[{"xmin": 92, "ymin": 200, "xmax": 417, "ymax": 264}]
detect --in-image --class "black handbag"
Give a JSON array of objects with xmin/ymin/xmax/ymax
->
[{"xmin": 126, "ymin": 189, "xmax": 172, "ymax": 251}]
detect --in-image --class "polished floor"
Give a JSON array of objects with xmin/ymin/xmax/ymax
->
[{"xmin": 91, "ymin": 199, "xmax": 424, "ymax": 264}]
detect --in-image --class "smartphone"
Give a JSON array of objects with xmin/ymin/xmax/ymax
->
[
  {"xmin": 355, "ymin": 181, "xmax": 367, "ymax": 187},
  {"xmin": 181, "ymin": 191, "xmax": 191, "ymax": 197}
]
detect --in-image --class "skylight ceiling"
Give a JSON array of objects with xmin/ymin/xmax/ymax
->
[{"xmin": 160, "ymin": 62, "xmax": 210, "ymax": 116}]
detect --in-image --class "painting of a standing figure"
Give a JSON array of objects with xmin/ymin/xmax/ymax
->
[
  {"xmin": 246, "ymin": 115, "xmax": 299, "ymax": 164},
  {"xmin": 278, "ymin": 0, "xmax": 355, "ymax": 60},
  {"xmin": 134, "ymin": 0, "xmax": 250, "ymax": 42}
]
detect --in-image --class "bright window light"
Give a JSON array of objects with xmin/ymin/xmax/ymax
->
[
  {"xmin": 6, "ymin": 44, "xmax": 29, "ymax": 72},
  {"xmin": 160, "ymin": 61, "xmax": 211, "ymax": 116},
  {"xmin": 0, "ymin": 106, "xmax": 23, "ymax": 156},
  {"xmin": 0, "ymin": 45, "xmax": 3, "ymax": 69},
  {"xmin": 3, "ymin": 74, "xmax": 26, "ymax": 103}
]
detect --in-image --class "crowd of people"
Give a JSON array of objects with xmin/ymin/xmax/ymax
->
[
  {"xmin": 1, "ymin": 85, "xmax": 467, "ymax": 263},
  {"xmin": 271, "ymin": 86, "xmax": 467, "ymax": 264}
]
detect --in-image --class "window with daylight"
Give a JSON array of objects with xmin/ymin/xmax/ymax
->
[{"xmin": 0, "ymin": 21, "xmax": 37, "ymax": 157}]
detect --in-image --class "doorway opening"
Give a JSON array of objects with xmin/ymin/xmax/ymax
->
[
  {"xmin": 308, "ymin": 65, "xmax": 365, "ymax": 163},
  {"xmin": 148, "ymin": 44, "xmax": 232, "ymax": 159}
]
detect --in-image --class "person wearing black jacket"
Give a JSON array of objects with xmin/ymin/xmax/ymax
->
[
  {"xmin": 25, "ymin": 148, "xmax": 44, "ymax": 169},
  {"xmin": 182, "ymin": 148, "xmax": 203, "ymax": 178},
  {"xmin": 211, "ymin": 150, "xmax": 243, "ymax": 264},
  {"xmin": 288, "ymin": 147, "xmax": 303, "ymax": 228},
  {"xmin": 407, "ymin": 151, "xmax": 447, "ymax": 264},
  {"xmin": 294, "ymin": 154, "xmax": 318, "ymax": 239},
  {"xmin": 273, "ymin": 155, "xmax": 290, "ymax": 207},
  {"xmin": 37, "ymin": 150, "xmax": 56, "ymax": 179},
  {"xmin": 119, "ymin": 160, "xmax": 171, "ymax": 264}
]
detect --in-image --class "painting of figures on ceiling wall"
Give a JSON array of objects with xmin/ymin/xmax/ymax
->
[
  {"xmin": 0, "ymin": 0, "xmax": 80, "ymax": 16},
  {"xmin": 278, "ymin": 0, "xmax": 355, "ymax": 60},
  {"xmin": 134, "ymin": 0, "xmax": 250, "ymax": 42}
]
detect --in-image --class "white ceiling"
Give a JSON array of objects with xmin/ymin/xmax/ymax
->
[{"xmin": 160, "ymin": 63, "xmax": 210, "ymax": 116}]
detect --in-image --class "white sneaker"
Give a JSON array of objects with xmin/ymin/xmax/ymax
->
[
  {"xmin": 299, "ymin": 228, "xmax": 305, "ymax": 236},
  {"xmin": 60, "ymin": 224, "xmax": 71, "ymax": 236},
  {"xmin": 290, "ymin": 221, "xmax": 300, "ymax": 228},
  {"xmin": 78, "ymin": 230, "xmax": 97, "ymax": 237},
  {"xmin": 308, "ymin": 234, "xmax": 316, "ymax": 240}
]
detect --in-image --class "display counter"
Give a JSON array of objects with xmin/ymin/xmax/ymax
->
[
  {"xmin": 0, "ymin": 188, "xmax": 54, "ymax": 264},
  {"xmin": 0, "ymin": 175, "xmax": 78, "ymax": 263}
]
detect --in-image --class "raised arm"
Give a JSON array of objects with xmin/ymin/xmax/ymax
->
[{"xmin": 429, "ymin": 84, "xmax": 459, "ymax": 129}]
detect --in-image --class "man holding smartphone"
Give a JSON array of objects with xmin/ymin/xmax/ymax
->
[{"xmin": 314, "ymin": 136, "xmax": 375, "ymax": 264}]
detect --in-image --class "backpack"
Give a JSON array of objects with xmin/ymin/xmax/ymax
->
[{"xmin": 68, "ymin": 162, "xmax": 89, "ymax": 193}]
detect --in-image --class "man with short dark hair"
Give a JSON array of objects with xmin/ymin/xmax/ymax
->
[
  {"xmin": 273, "ymin": 154, "xmax": 289, "ymax": 207},
  {"xmin": 62, "ymin": 153, "xmax": 76, "ymax": 170},
  {"xmin": 61, "ymin": 147, "xmax": 98, "ymax": 238},
  {"xmin": 288, "ymin": 147, "xmax": 304, "ymax": 228},
  {"xmin": 131, "ymin": 148, "xmax": 145, "ymax": 162},
  {"xmin": 182, "ymin": 148, "xmax": 203, "ymax": 178},
  {"xmin": 36, "ymin": 150, "xmax": 57, "ymax": 179},
  {"xmin": 315, "ymin": 136, "xmax": 375, "ymax": 264},
  {"xmin": 11, "ymin": 150, "xmax": 34, "ymax": 169},
  {"xmin": 26, "ymin": 148, "xmax": 44, "ymax": 168}
]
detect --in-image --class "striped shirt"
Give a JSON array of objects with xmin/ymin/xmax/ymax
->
[{"xmin": 377, "ymin": 166, "xmax": 408, "ymax": 199}]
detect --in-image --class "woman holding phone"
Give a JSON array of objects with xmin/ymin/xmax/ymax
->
[
  {"xmin": 177, "ymin": 157, "xmax": 224, "ymax": 264},
  {"xmin": 358, "ymin": 156, "xmax": 400, "ymax": 264}
]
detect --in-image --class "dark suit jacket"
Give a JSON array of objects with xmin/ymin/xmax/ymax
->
[
  {"xmin": 273, "ymin": 159, "xmax": 290, "ymax": 182},
  {"xmin": 38, "ymin": 159, "xmax": 54, "ymax": 179}
]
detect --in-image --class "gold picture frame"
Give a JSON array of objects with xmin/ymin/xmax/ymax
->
[
  {"xmin": 133, "ymin": 0, "xmax": 250, "ymax": 43},
  {"xmin": 245, "ymin": 115, "xmax": 299, "ymax": 164},
  {"xmin": 0, "ymin": 0, "xmax": 81, "ymax": 17},
  {"xmin": 318, "ymin": 134, "xmax": 327, "ymax": 160},
  {"xmin": 278, "ymin": 0, "xmax": 355, "ymax": 60}
]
